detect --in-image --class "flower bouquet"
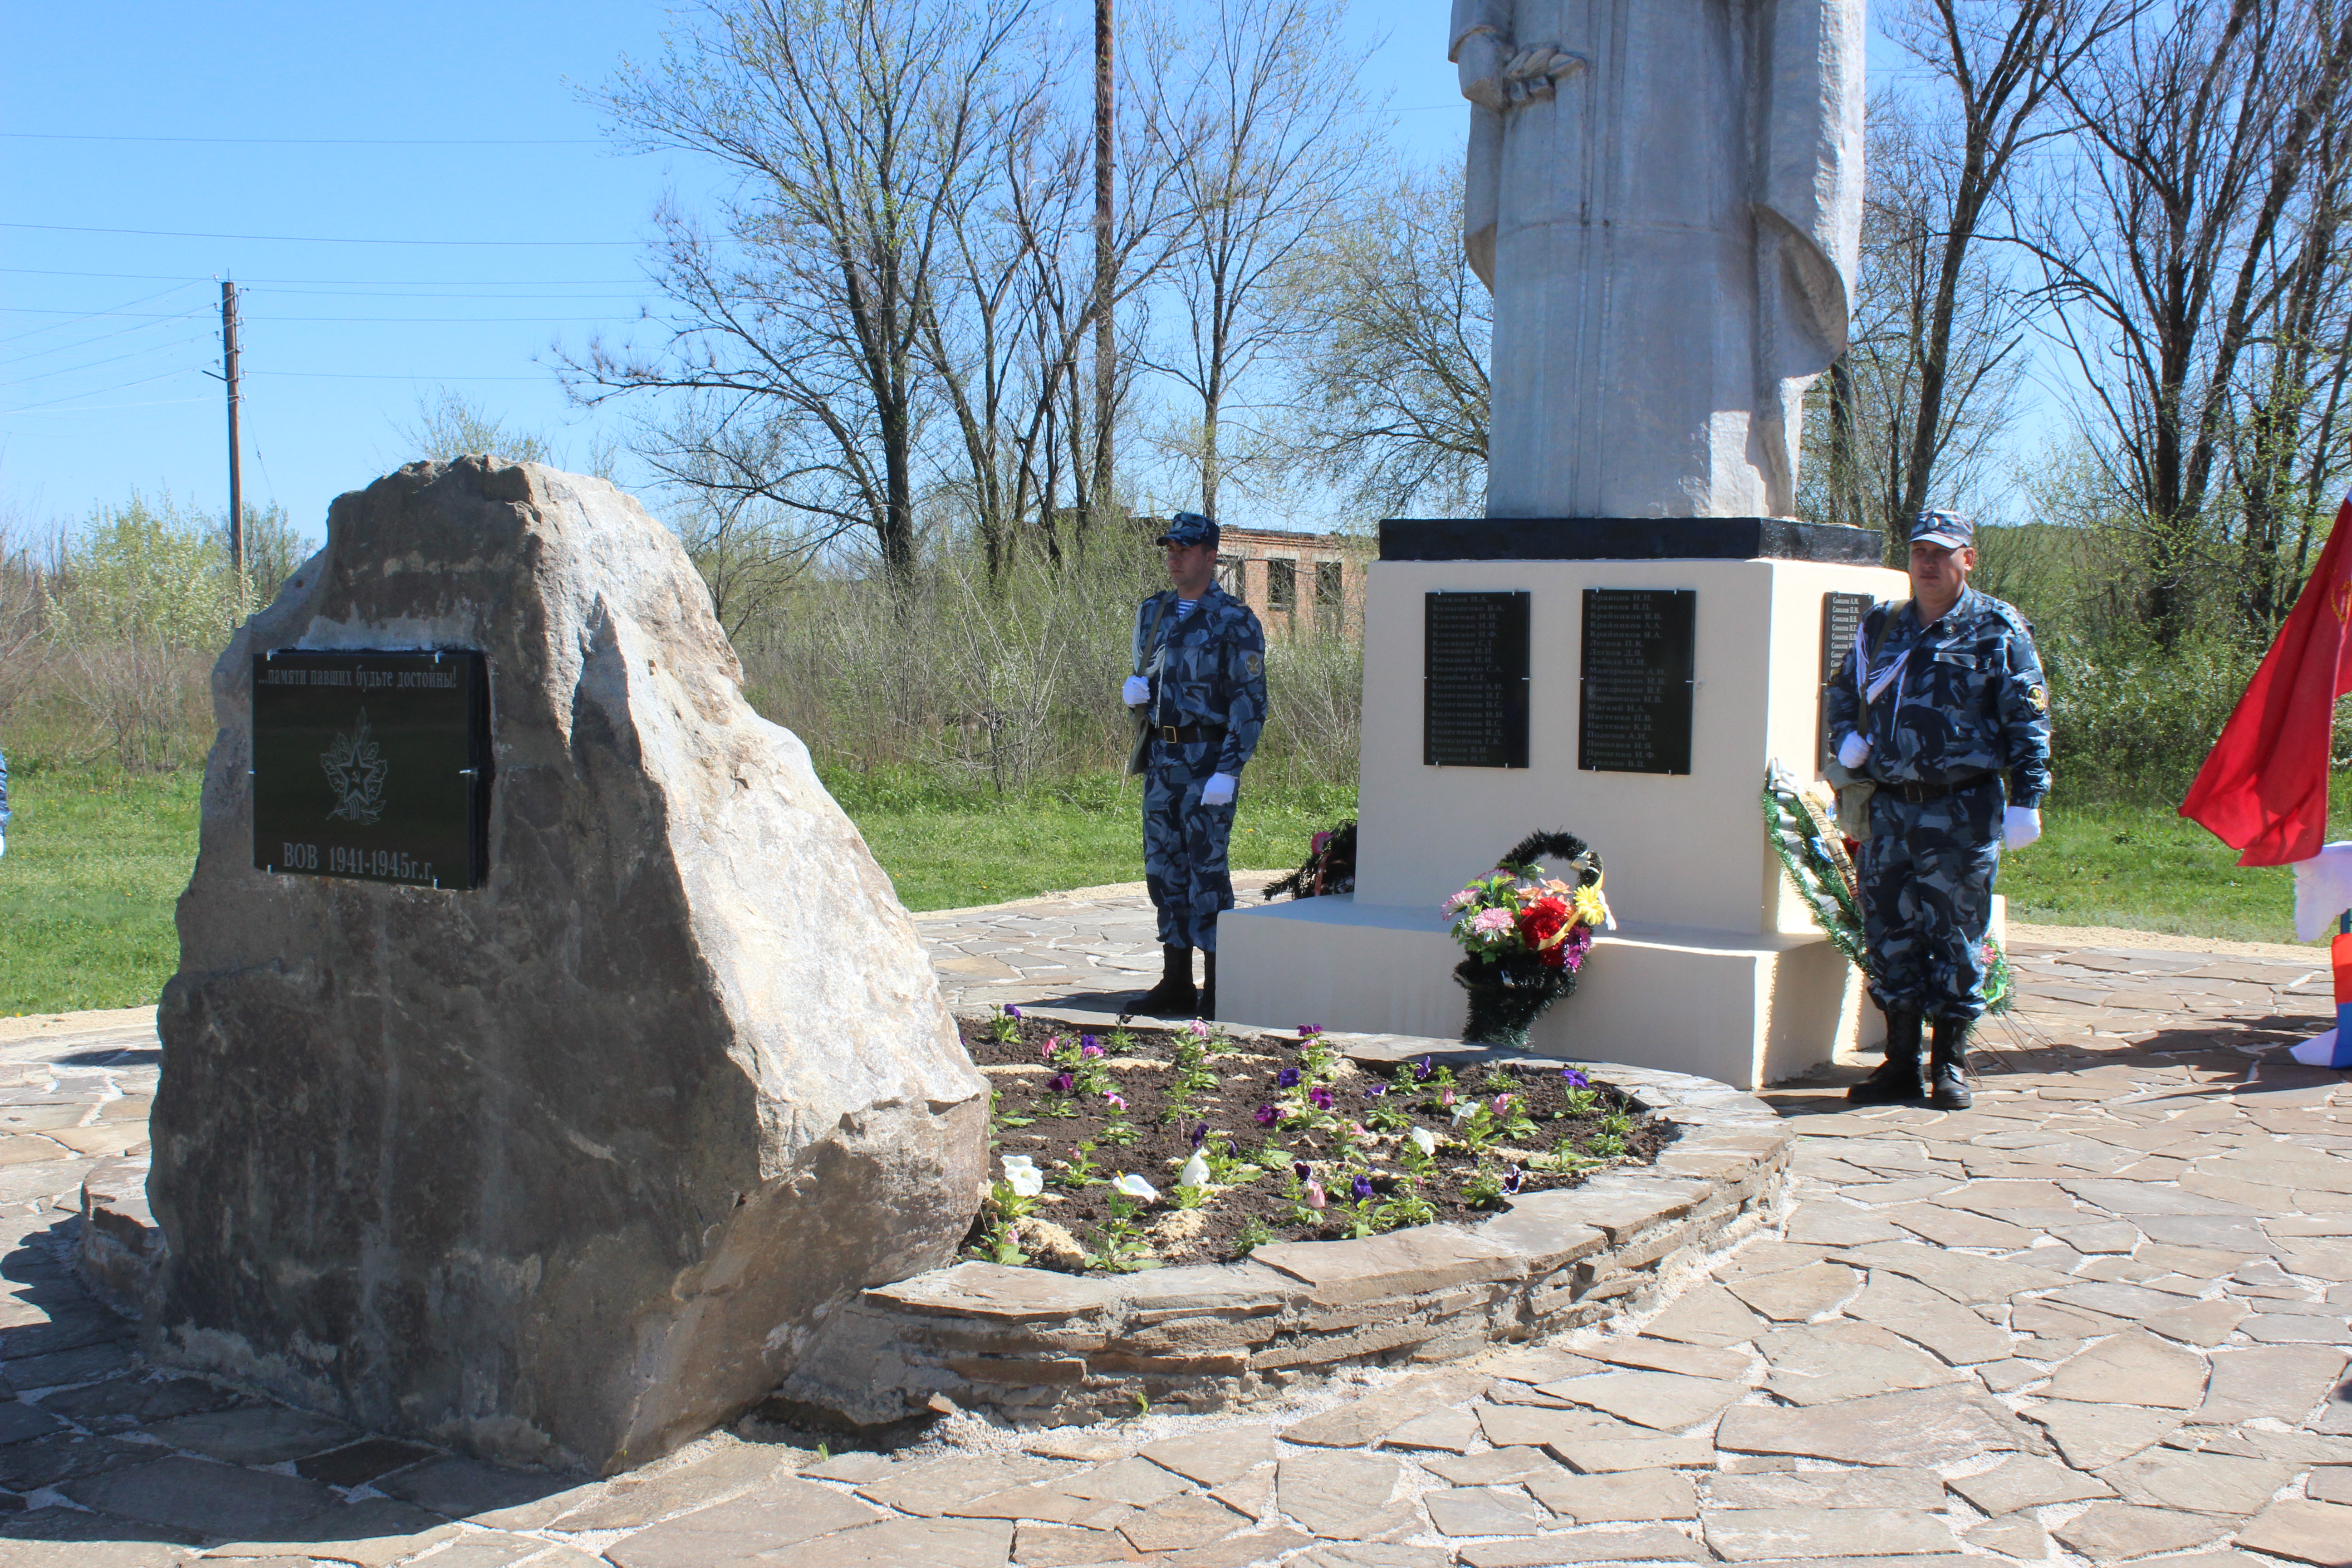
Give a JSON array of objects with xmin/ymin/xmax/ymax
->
[{"xmin": 1443, "ymin": 830, "xmax": 1613, "ymax": 1047}]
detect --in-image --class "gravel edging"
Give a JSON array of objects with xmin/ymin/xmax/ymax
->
[{"xmin": 769, "ymin": 1013, "xmax": 1791, "ymax": 1429}]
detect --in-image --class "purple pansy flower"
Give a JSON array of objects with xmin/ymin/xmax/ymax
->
[
  {"xmin": 1049, "ymin": 1072, "xmax": 1074, "ymax": 1093},
  {"xmin": 1351, "ymin": 1173, "xmax": 1374, "ymax": 1200},
  {"xmin": 1297, "ymin": 1024, "xmax": 1323, "ymax": 1039},
  {"xmin": 1308, "ymin": 1086, "xmax": 1334, "ymax": 1111},
  {"xmin": 1413, "ymin": 1056, "xmax": 1433, "ymax": 1081},
  {"xmin": 1504, "ymin": 1166, "xmax": 1524, "ymax": 1195},
  {"xmin": 1254, "ymin": 1103, "xmax": 1279, "ymax": 1127},
  {"xmin": 1363, "ymin": 1083, "xmax": 1387, "ymax": 1098},
  {"xmin": 1292, "ymin": 1161, "xmax": 1312, "ymax": 1181},
  {"xmin": 1004, "ymin": 1005, "xmax": 1022, "ymax": 1019},
  {"xmin": 1276, "ymin": 1067, "xmax": 1301, "ymax": 1089},
  {"xmin": 1190, "ymin": 1122, "xmax": 1209, "ymax": 1148},
  {"xmin": 1561, "ymin": 1066, "xmax": 1589, "ymax": 1088}
]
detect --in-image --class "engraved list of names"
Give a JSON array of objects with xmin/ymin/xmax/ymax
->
[
  {"xmin": 1578, "ymin": 589, "xmax": 1696, "ymax": 774},
  {"xmin": 1422, "ymin": 591, "xmax": 1530, "ymax": 768}
]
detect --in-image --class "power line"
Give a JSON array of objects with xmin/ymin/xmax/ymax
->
[
  {"xmin": 3, "ymin": 221, "xmax": 643, "ymax": 247},
  {"xmin": 1, "ymin": 309, "xmax": 212, "ymax": 365},
  {"xmin": 245, "ymin": 314, "xmax": 645, "ymax": 324},
  {"xmin": 0, "ymin": 368, "xmax": 199, "ymax": 414},
  {"xmin": 2, "ymin": 267, "xmax": 647, "ymax": 285},
  {"xmin": 5, "ymin": 329, "xmax": 216, "ymax": 383},
  {"xmin": 247, "ymin": 370, "xmax": 555, "ymax": 382},
  {"xmin": 0, "ymin": 395, "xmax": 211, "ymax": 416},
  {"xmin": 0, "ymin": 306, "xmax": 201, "ymax": 318},
  {"xmin": 0, "ymin": 131, "xmax": 607, "ymax": 146}
]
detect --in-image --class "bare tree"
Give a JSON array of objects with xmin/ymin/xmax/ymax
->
[
  {"xmin": 572, "ymin": 0, "xmax": 1038, "ymax": 584},
  {"xmin": 920, "ymin": 18, "xmax": 1190, "ymax": 576},
  {"xmin": 2025, "ymin": 0, "xmax": 2352, "ymax": 642},
  {"xmin": 1137, "ymin": 0, "xmax": 1373, "ymax": 519},
  {"xmin": 1274, "ymin": 161, "xmax": 1490, "ymax": 518},
  {"xmin": 1871, "ymin": 0, "xmax": 2142, "ymax": 536},
  {"xmin": 1805, "ymin": 96, "xmax": 2029, "ymax": 537}
]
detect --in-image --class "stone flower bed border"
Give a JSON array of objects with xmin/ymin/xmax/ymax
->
[
  {"xmin": 772, "ymin": 1014, "xmax": 1792, "ymax": 1429},
  {"xmin": 78, "ymin": 1016, "xmax": 1791, "ymax": 1439}
]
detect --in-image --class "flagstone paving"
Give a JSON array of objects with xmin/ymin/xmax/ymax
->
[{"xmin": 0, "ymin": 916, "xmax": 2347, "ymax": 1566}]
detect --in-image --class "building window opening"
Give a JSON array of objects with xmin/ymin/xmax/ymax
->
[
  {"xmin": 1315, "ymin": 560, "xmax": 1344, "ymax": 628},
  {"xmin": 1268, "ymin": 558, "xmax": 1297, "ymax": 612}
]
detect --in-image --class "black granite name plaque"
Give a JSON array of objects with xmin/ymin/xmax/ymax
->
[
  {"xmin": 1818, "ymin": 591, "xmax": 1877, "ymax": 771},
  {"xmin": 251, "ymin": 650, "xmax": 492, "ymax": 889},
  {"xmin": 1578, "ymin": 588, "xmax": 1695, "ymax": 774},
  {"xmin": 1423, "ymin": 591, "xmax": 1530, "ymax": 768}
]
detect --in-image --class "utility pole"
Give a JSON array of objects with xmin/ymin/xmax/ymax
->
[
  {"xmin": 220, "ymin": 279, "xmax": 245, "ymax": 585},
  {"xmin": 1091, "ymin": 0, "xmax": 1115, "ymax": 542}
]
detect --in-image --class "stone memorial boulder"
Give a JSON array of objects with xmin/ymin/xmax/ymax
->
[{"xmin": 148, "ymin": 457, "xmax": 987, "ymax": 1474}]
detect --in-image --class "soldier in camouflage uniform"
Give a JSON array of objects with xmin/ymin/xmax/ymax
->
[
  {"xmin": 1824, "ymin": 511, "xmax": 2052, "ymax": 1109},
  {"xmin": 1122, "ymin": 513, "xmax": 1268, "ymax": 1019}
]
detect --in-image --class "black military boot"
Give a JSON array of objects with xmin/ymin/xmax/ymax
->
[
  {"xmin": 1928, "ymin": 1016, "xmax": 1974, "ymax": 1110},
  {"xmin": 1848, "ymin": 1009, "xmax": 1924, "ymax": 1104},
  {"xmin": 1199, "ymin": 951, "xmax": 1217, "ymax": 1021},
  {"xmin": 1135, "ymin": 944, "xmax": 1197, "ymax": 1017}
]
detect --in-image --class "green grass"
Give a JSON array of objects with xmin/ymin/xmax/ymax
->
[
  {"xmin": 8, "ymin": 751, "xmax": 2342, "ymax": 1018},
  {"xmin": 828, "ymin": 769, "xmax": 1355, "ymax": 911},
  {"xmin": 0, "ymin": 762, "xmax": 1357, "ymax": 1014},
  {"xmin": 1997, "ymin": 804, "xmax": 2308, "ymax": 944},
  {"xmin": 0, "ymin": 766, "xmax": 203, "ymax": 1015}
]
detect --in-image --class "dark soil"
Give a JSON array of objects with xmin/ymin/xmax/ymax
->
[{"xmin": 958, "ymin": 1014, "xmax": 1676, "ymax": 1272}]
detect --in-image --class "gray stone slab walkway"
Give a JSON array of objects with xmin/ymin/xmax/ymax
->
[{"xmin": 0, "ymin": 900, "xmax": 2346, "ymax": 1567}]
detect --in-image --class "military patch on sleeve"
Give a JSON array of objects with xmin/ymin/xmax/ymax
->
[
  {"xmin": 1245, "ymin": 651, "xmax": 1263, "ymax": 676},
  {"xmin": 2028, "ymin": 684, "xmax": 2049, "ymax": 713}
]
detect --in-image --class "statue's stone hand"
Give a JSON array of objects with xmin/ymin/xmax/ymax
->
[{"xmin": 1503, "ymin": 44, "xmax": 1585, "ymax": 103}]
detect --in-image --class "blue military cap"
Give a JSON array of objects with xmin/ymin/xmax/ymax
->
[
  {"xmin": 1155, "ymin": 511, "xmax": 1220, "ymax": 549},
  {"xmin": 1911, "ymin": 509, "xmax": 1975, "ymax": 550}
]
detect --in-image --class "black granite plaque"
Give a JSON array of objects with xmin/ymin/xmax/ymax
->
[
  {"xmin": 251, "ymin": 650, "xmax": 492, "ymax": 889},
  {"xmin": 1578, "ymin": 589, "xmax": 1695, "ymax": 774},
  {"xmin": 1818, "ymin": 591, "xmax": 1877, "ymax": 770},
  {"xmin": 1423, "ymin": 591, "xmax": 1530, "ymax": 768}
]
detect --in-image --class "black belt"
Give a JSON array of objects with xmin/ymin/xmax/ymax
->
[
  {"xmin": 1155, "ymin": 724, "xmax": 1225, "ymax": 745},
  {"xmin": 1885, "ymin": 770, "xmax": 1999, "ymax": 804}
]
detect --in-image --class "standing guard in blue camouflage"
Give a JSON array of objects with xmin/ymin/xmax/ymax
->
[
  {"xmin": 1122, "ymin": 513, "xmax": 1268, "ymax": 1019},
  {"xmin": 1824, "ymin": 510, "xmax": 2052, "ymax": 1109}
]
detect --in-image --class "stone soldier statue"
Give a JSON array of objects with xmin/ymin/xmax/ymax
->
[
  {"xmin": 1824, "ymin": 512, "xmax": 2052, "ymax": 1108},
  {"xmin": 1122, "ymin": 514, "xmax": 1268, "ymax": 1019},
  {"xmin": 1451, "ymin": 0, "xmax": 1865, "ymax": 519}
]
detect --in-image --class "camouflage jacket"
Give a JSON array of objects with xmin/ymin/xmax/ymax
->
[
  {"xmin": 1132, "ymin": 586, "xmax": 1269, "ymax": 776},
  {"xmin": 1824, "ymin": 586, "xmax": 2052, "ymax": 808}
]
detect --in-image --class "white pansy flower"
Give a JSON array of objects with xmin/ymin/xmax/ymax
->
[
  {"xmin": 1112, "ymin": 1173, "xmax": 1160, "ymax": 1201},
  {"xmin": 1450, "ymin": 1100, "xmax": 1478, "ymax": 1123},
  {"xmin": 1409, "ymin": 1127, "xmax": 1437, "ymax": 1155},
  {"xmin": 1000, "ymin": 1154, "xmax": 1044, "ymax": 1198},
  {"xmin": 1178, "ymin": 1151, "xmax": 1211, "ymax": 1189}
]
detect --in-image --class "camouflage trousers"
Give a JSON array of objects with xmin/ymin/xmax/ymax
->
[
  {"xmin": 1859, "ymin": 783, "xmax": 2003, "ymax": 1022},
  {"xmin": 1142, "ymin": 738, "xmax": 1235, "ymax": 952}
]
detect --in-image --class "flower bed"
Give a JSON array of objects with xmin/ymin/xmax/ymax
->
[{"xmin": 960, "ymin": 1008, "xmax": 1674, "ymax": 1274}]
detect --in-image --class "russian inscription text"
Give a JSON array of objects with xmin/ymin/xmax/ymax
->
[{"xmin": 251, "ymin": 650, "xmax": 492, "ymax": 889}]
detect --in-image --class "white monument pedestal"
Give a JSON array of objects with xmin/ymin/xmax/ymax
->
[{"xmin": 1220, "ymin": 529, "xmax": 1910, "ymax": 1090}]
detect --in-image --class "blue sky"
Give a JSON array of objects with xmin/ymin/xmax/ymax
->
[{"xmin": 1, "ymin": 2, "xmax": 1911, "ymax": 546}]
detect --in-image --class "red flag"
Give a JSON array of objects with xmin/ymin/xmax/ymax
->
[{"xmin": 2180, "ymin": 497, "xmax": 2352, "ymax": 865}]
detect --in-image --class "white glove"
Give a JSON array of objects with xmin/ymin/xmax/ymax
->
[
  {"xmin": 0, "ymin": 832, "xmax": 6, "ymax": 858},
  {"xmin": 1837, "ymin": 731, "xmax": 1871, "ymax": 769},
  {"xmin": 2003, "ymin": 807, "xmax": 2042, "ymax": 850},
  {"xmin": 1122, "ymin": 675, "xmax": 1150, "ymax": 707},
  {"xmin": 1200, "ymin": 773, "xmax": 1236, "ymax": 806}
]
